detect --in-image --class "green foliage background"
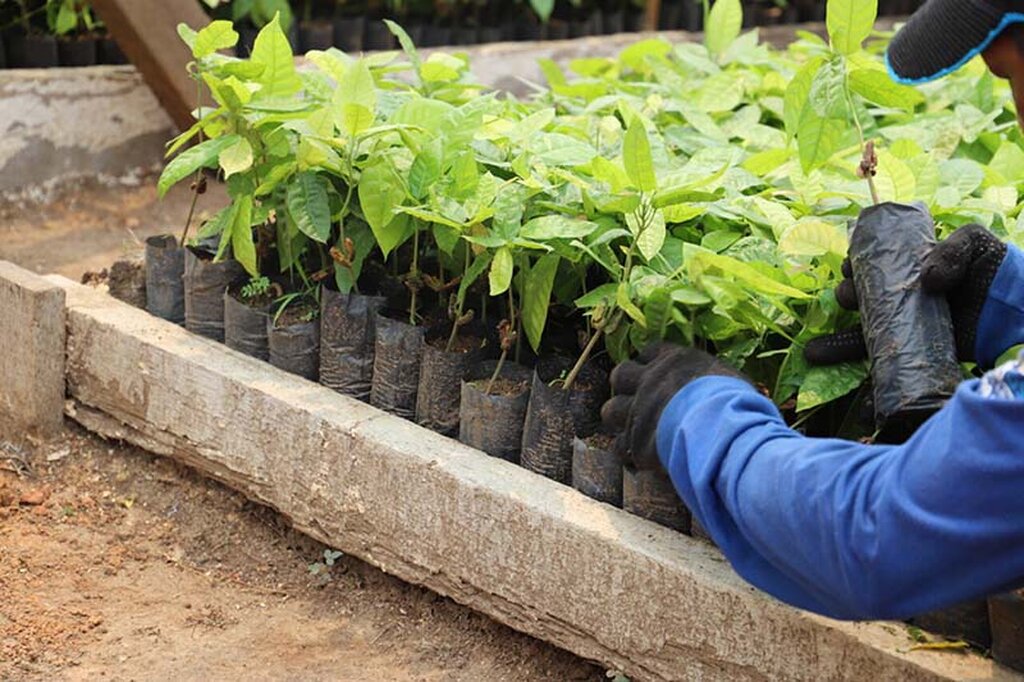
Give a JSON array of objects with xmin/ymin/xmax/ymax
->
[{"xmin": 163, "ymin": 0, "xmax": 1023, "ymax": 420}]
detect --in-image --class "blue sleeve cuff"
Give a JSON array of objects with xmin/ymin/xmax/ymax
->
[
  {"xmin": 656, "ymin": 375, "xmax": 758, "ymax": 471},
  {"xmin": 976, "ymin": 243, "xmax": 1024, "ymax": 368}
]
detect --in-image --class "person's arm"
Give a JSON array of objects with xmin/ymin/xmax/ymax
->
[{"xmin": 657, "ymin": 374, "xmax": 1024, "ymax": 621}]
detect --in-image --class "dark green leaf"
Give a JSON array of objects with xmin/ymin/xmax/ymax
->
[{"xmin": 522, "ymin": 254, "xmax": 560, "ymax": 352}]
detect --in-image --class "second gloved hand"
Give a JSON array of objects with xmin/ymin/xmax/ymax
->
[
  {"xmin": 600, "ymin": 343, "xmax": 745, "ymax": 471},
  {"xmin": 805, "ymin": 224, "xmax": 1008, "ymax": 366}
]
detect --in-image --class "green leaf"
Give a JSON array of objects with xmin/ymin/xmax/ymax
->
[
  {"xmin": 384, "ymin": 19, "xmax": 420, "ymax": 70},
  {"xmin": 826, "ymin": 0, "xmax": 877, "ymax": 55},
  {"xmin": 531, "ymin": 134, "xmax": 597, "ymax": 167},
  {"xmin": 489, "ymin": 247, "xmax": 514, "ymax": 296},
  {"xmin": 616, "ymin": 282, "xmax": 647, "ymax": 328},
  {"xmin": 706, "ymin": 0, "xmax": 743, "ymax": 57},
  {"xmin": 627, "ymin": 205, "xmax": 667, "ymax": 261},
  {"xmin": 619, "ymin": 38, "xmax": 672, "ymax": 72},
  {"xmin": 670, "ymin": 285, "xmax": 712, "ymax": 306},
  {"xmin": 251, "ymin": 13, "xmax": 301, "ymax": 99},
  {"xmin": 409, "ymin": 150, "xmax": 442, "ymax": 201},
  {"xmin": 623, "ymin": 120, "xmax": 657, "ymax": 193},
  {"xmin": 702, "ymin": 229, "xmax": 743, "ymax": 253},
  {"xmin": 177, "ymin": 23, "xmax": 198, "ymax": 51},
  {"xmin": 849, "ymin": 68, "xmax": 924, "ymax": 111},
  {"xmin": 457, "ymin": 252, "xmax": 493, "ymax": 306},
  {"xmin": 988, "ymin": 141, "xmax": 1024, "ymax": 183},
  {"xmin": 358, "ymin": 160, "xmax": 408, "ymax": 257},
  {"xmin": 809, "ymin": 58, "xmax": 849, "ymax": 119},
  {"xmin": 522, "ymin": 254, "xmax": 560, "ymax": 352},
  {"xmin": 218, "ymin": 137, "xmax": 254, "ymax": 178},
  {"xmin": 797, "ymin": 110, "xmax": 846, "ymax": 173},
  {"xmin": 55, "ymin": 4, "xmax": 76, "ymax": 34},
  {"xmin": 529, "ymin": 0, "xmax": 555, "ymax": 22},
  {"xmin": 194, "ymin": 20, "xmax": 238, "ymax": 58},
  {"xmin": 214, "ymin": 202, "xmax": 239, "ymax": 261},
  {"xmin": 157, "ymin": 135, "xmax": 240, "ymax": 197},
  {"xmin": 231, "ymin": 195, "xmax": 258, "ymax": 276},
  {"xmin": 333, "ymin": 60, "xmax": 377, "ymax": 137},
  {"xmin": 778, "ymin": 220, "xmax": 848, "ymax": 258},
  {"xmin": 643, "ymin": 287, "xmax": 673, "ymax": 340},
  {"xmin": 784, "ymin": 57, "xmax": 824, "ymax": 138},
  {"xmin": 575, "ymin": 283, "xmax": 618, "ymax": 309},
  {"xmin": 797, "ymin": 362, "xmax": 869, "ymax": 411},
  {"xmin": 287, "ymin": 171, "xmax": 332, "ymax": 243},
  {"xmin": 686, "ymin": 244, "xmax": 812, "ymax": 300},
  {"xmin": 520, "ymin": 216, "xmax": 599, "ymax": 241},
  {"xmin": 875, "ymin": 151, "xmax": 917, "ymax": 203}
]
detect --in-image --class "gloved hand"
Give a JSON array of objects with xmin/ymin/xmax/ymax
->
[
  {"xmin": 601, "ymin": 343, "xmax": 745, "ymax": 471},
  {"xmin": 805, "ymin": 224, "xmax": 1008, "ymax": 366}
]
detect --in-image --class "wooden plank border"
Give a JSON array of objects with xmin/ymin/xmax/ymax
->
[{"xmin": 47, "ymin": 276, "xmax": 1019, "ymax": 682}]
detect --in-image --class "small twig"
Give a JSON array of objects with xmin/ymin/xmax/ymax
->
[
  {"xmin": 858, "ymin": 140, "xmax": 880, "ymax": 206},
  {"xmin": 563, "ymin": 327, "xmax": 604, "ymax": 393}
]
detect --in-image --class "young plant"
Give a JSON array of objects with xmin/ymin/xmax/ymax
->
[
  {"xmin": 241, "ymin": 275, "xmax": 272, "ymax": 301},
  {"xmin": 46, "ymin": 0, "xmax": 97, "ymax": 36}
]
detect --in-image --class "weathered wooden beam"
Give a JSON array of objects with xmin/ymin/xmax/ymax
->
[
  {"xmin": 48, "ymin": 276, "xmax": 1022, "ymax": 682},
  {"xmin": 0, "ymin": 262, "xmax": 65, "ymax": 440},
  {"xmin": 644, "ymin": 0, "xmax": 663, "ymax": 31},
  {"xmin": 88, "ymin": 0, "xmax": 209, "ymax": 131}
]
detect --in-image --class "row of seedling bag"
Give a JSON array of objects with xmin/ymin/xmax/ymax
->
[{"xmin": 136, "ymin": 232, "xmax": 704, "ymax": 537}]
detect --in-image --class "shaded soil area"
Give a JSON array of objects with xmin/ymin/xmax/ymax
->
[{"xmin": 0, "ymin": 424, "xmax": 604, "ymax": 681}]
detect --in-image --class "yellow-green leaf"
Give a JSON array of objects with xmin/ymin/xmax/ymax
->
[
  {"xmin": 826, "ymin": 0, "xmax": 877, "ymax": 55},
  {"xmin": 157, "ymin": 135, "xmax": 240, "ymax": 197},
  {"xmin": 706, "ymin": 0, "xmax": 743, "ymax": 57},
  {"xmin": 251, "ymin": 14, "xmax": 301, "ymax": 99},
  {"xmin": 193, "ymin": 20, "xmax": 238, "ymax": 59},
  {"xmin": 219, "ymin": 137, "xmax": 253, "ymax": 178},
  {"xmin": 849, "ymin": 68, "xmax": 924, "ymax": 111},
  {"xmin": 779, "ymin": 219, "xmax": 848, "ymax": 258},
  {"xmin": 231, "ymin": 195, "xmax": 258, "ymax": 276},
  {"xmin": 623, "ymin": 120, "xmax": 657, "ymax": 193},
  {"xmin": 489, "ymin": 247, "xmax": 514, "ymax": 296}
]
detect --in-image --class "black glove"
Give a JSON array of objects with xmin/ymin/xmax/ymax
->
[
  {"xmin": 805, "ymin": 224, "xmax": 1008, "ymax": 366},
  {"xmin": 600, "ymin": 343, "xmax": 745, "ymax": 471}
]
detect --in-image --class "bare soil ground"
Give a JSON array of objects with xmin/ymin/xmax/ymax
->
[
  {"xmin": 1, "ymin": 425, "xmax": 603, "ymax": 681},
  {"xmin": 0, "ymin": 179, "xmax": 603, "ymax": 681},
  {"xmin": 0, "ymin": 177, "xmax": 228, "ymax": 280}
]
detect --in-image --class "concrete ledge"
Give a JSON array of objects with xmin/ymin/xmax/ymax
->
[
  {"xmin": 0, "ymin": 261, "xmax": 66, "ymax": 439},
  {"xmin": 48, "ymin": 276, "xmax": 1019, "ymax": 681},
  {"xmin": 0, "ymin": 66, "xmax": 172, "ymax": 200}
]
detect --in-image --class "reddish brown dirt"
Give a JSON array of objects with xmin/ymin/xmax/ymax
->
[
  {"xmin": 0, "ymin": 178, "xmax": 603, "ymax": 681},
  {"xmin": 0, "ymin": 177, "xmax": 228, "ymax": 281},
  {"xmin": 0, "ymin": 425, "xmax": 603, "ymax": 681}
]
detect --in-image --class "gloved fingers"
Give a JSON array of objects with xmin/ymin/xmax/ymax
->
[
  {"xmin": 600, "ymin": 395, "xmax": 633, "ymax": 432},
  {"xmin": 611, "ymin": 432, "xmax": 632, "ymax": 463},
  {"xmin": 841, "ymin": 258, "xmax": 853, "ymax": 279},
  {"xmin": 921, "ymin": 228, "xmax": 975, "ymax": 293},
  {"xmin": 836, "ymin": 278, "xmax": 859, "ymax": 310},
  {"xmin": 629, "ymin": 442, "xmax": 663, "ymax": 472},
  {"xmin": 635, "ymin": 341, "xmax": 678, "ymax": 364},
  {"xmin": 609, "ymin": 359, "xmax": 647, "ymax": 395},
  {"xmin": 803, "ymin": 327, "xmax": 868, "ymax": 366}
]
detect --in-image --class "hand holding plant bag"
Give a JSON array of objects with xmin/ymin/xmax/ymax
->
[{"xmin": 601, "ymin": 343, "xmax": 745, "ymax": 471}]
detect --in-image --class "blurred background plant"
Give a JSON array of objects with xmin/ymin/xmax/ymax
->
[{"xmin": 1, "ymin": 0, "xmax": 928, "ymax": 68}]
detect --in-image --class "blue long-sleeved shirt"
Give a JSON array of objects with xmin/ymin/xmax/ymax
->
[{"xmin": 656, "ymin": 244, "xmax": 1024, "ymax": 620}]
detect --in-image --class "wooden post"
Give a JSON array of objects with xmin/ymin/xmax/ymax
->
[
  {"xmin": 88, "ymin": 0, "xmax": 210, "ymax": 131},
  {"xmin": 644, "ymin": 0, "xmax": 662, "ymax": 31}
]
